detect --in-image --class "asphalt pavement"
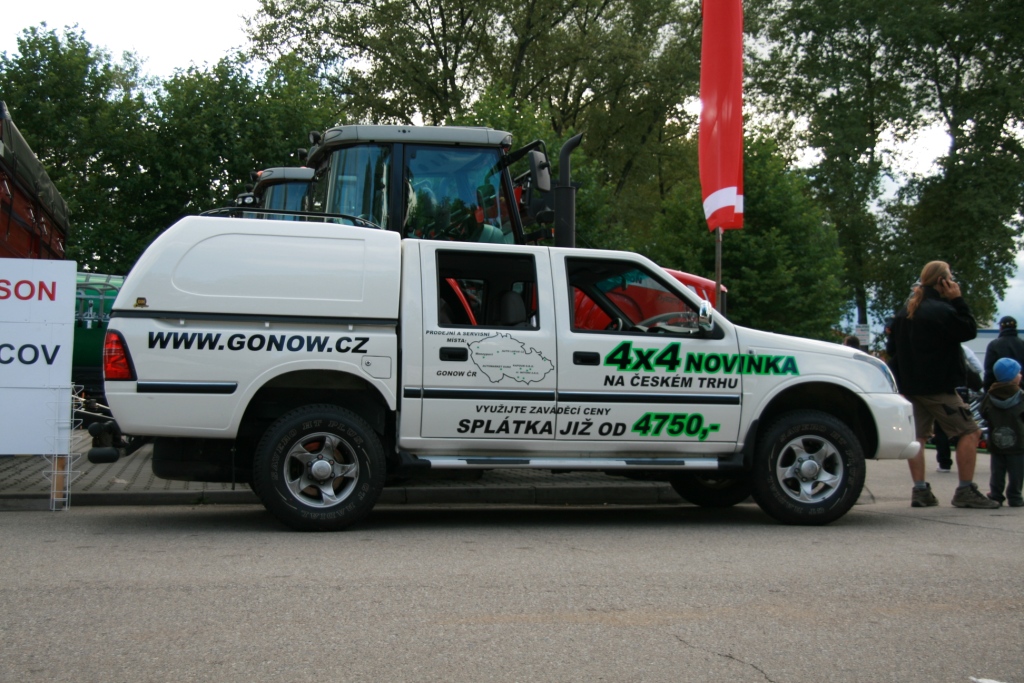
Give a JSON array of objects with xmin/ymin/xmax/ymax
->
[
  {"xmin": 2, "ymin": 430, "xmax": 1019, "ymax": 517},
  {"xmin": 0, "ymin": 430, "xmax": 684, "ymax": 509}
]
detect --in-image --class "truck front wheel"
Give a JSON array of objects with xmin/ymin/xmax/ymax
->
[
  {"xmin": 253, "ymin": 404, "xmax": 386, "ymax": 531},
  {"xmin": 751, "ymin": 410, "xmax": 864, "ymax": 525}
]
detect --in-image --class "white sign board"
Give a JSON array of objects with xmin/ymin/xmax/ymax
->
[
  {"xmin": 855, "ymin": 323, "xmax": 870, "ymax": 347},
  {"xmin": 0, "ymin": 258, "xmax": 77, "ymax": 455}
]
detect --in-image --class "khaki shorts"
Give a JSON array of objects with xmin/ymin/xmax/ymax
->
[{"xmin": 908, "ymin": 393, "xmax": 979, "ymax": 441}]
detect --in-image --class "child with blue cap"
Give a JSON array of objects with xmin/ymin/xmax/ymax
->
[{"xmin": 980, "ymin": 357, "xmax": 1024, "ymax": 506}]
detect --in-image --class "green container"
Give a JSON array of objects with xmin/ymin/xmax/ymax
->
[{"xmin": 72, "ymin": 272, "xmax": 124, "ymax": 396}]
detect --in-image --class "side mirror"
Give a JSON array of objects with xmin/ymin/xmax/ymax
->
[
  {"xmin": 698, "ymin": 299, "xmax": 715, "ymax": 332},
  {"xmin": 528, "ymin": 150, "xmax": 551, "ymax": 193}
]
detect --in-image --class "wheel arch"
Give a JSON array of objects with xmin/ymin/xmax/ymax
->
[
  {"xmin": 750, "ymin": 381, "xmax": 878, "ymax": 461},
  {"xmin": 234, "ymin": 369, "xmax": 397, "ymax": 472}
]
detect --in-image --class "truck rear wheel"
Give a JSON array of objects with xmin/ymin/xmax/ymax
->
[
  {"xmin": 751, "ymin": 410, "xmax": 864, "ymax": 525},
  {"xmin": 252, "ymin": 404, "xmax": 386, "ymax": 531},
  {"xmin": 669, "ymin": 472, "xmax": 753, "ymax": 507}
]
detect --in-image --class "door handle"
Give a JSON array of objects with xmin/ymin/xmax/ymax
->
[
  {"xmin": 573, "ymin": 351, "xmax": 600, "ymax": 366},
  {"xmin": 440, "ymin": 347, "xmax": 468, "ymax": 362}
]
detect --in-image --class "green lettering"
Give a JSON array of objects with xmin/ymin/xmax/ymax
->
[
  {"xmin": 722, "ymin": 355, "xmax": 742, "ymax": 373},
  {"xmin": 654, "ymin": 343, "xmax": 682, "ymax": 372},
  {"xmin": 605, "ymin": 341, "xmax": 633, "ymax": 371},
  {"xmin": 632, "ymin": 413, "xmax": 653, "ymax": 436},
  {"xmin": 684, "ymin": 353, "xmax": 704, "ymax": 373}
]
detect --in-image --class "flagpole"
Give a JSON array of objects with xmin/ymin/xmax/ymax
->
[
  {"xmin": 699, "ymin": 0, "xmax": 742, "ymax": 314},
  {"xmin": 715, "ymin": 227, "xmax": 723, "ymax": 312}
]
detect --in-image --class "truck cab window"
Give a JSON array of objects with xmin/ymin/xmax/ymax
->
[
  {"xmin": 567, "ymin": 257, "xmax": 698, "ymax": 334},
  {"xmin": 437, "ymin": 251, "xmax": 538, "ymax": 328},
  {"xmin": 405, "ymin": 145, "xmax": 515, "ymax": 245}
]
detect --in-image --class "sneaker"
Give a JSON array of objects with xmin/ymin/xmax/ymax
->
[
  {"xmin": 1008, "ymin": 500, "xmax": 1024, "ymax": 508},
  {"xmin": 936, "ymin": 466, "xmax": 951, "ymax": 473},
  {"xmin": 986, "ymin": 493, "xmax": 1004, "ymax": 507},
  {"xmin": 951, "ymin": 484, "xmax": 1000, "ymax": 509},
  {"xmin": 911, "ymin": 484, "xmax": 939, "ymax": 507}
]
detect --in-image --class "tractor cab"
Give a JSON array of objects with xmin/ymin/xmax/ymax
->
[
  {"xmin": 304, "ymin": 125, "xmax": 552, "ymax": 245},
  {"xmin": 231, "ymin": 166, "xmax": 314, "ymax": 220}
]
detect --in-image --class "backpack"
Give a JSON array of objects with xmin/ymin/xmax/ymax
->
[{"xmin": 983, "ymin": 395, "xmax": 1024, "ymax": 456}]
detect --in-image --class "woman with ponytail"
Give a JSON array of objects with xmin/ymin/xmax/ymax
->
[{"xmin": 886, "ymin": 261, "xmax": 998, "ymax": 509}]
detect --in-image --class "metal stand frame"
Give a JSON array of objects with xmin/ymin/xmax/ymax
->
[{"xmin": 41, "ymin": 385, "xmax": 81, "ymax": 511}]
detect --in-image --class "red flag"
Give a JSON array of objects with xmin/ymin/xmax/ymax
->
[{"xmin": 699, "ymin": 0, "xmax": 744, "ymax": 231}]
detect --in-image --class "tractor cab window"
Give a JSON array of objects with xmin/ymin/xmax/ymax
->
[
  {"xmin": 259, "ymin": 181, "xmax": 310, "ymax": 221},
  {"xmin": 309, "ymin": 144, "xmax": 391, "ymax": 229},
  {"xmin": 404, "ymin": 145, "xmax": 515, "ymax": 244},
  {"xmin": 567, "ymin": 258, "xmax": 699, "ymax": 334}
]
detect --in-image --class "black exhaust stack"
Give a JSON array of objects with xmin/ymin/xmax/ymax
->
[{"xmin": 554, "ymin": 133, "xmax": 583, "ymax": 248}]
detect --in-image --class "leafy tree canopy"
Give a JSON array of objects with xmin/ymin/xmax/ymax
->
[
  {"xmin": 651, "ymin": 136, "xmax": 847, "ymax": 340},
  {"xmin": 1, "ymin": 25, "xmax": 341, "ymax": 273}
]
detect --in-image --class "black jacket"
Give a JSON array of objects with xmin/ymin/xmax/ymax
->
[
  {"xmin": 983, "ymin": 328, "xmax": 1024, "ymax": 390},
  {"xmin": 886, "ymin": 287, "xmax": 977, "ymax": 395}
]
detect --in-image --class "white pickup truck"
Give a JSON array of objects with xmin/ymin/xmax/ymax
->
[{"xmin": 96, "ymin": 216, "xmax": 918, "ymax": 529}]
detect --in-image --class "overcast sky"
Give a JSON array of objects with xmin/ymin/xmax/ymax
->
[
  {"xmin": 3, "ymin": 1, "xmax": 1022, "ymax": 327},
  {"xmin": 1, "ymin": 0, "xmax": 260, "ymax": 79}
]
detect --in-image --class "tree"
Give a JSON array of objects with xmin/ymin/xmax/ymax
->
[
  {"xmin": 872, "ymin": 0, "xmax": 1024, "ymax": 324},
  {"xmin": 251, "ymin": 0, "xmax": 708, "ymax": 259},
  {"xmin": 748, "ymin": 0, "xmax": 918, "ymax": 326},
  {"xmin": 248, "ymin": 0, "xmax": 501, "ymax": 125},
  {"xmin": 750, "ymin": 0, "xmax": 1024, "ymax": 327},
  {"xmin": 152, "ymin": 52, "xmax": 339, "ymax": 219},
  {"xmin": 0, "ymin": 24, "xmax": 160, "ymax": 272},
  {"xmin": 651, "ymin": 136, "xmax": 847, "ymax": 340},
  {"xmin": 2, "ymin": 27, "xmax": 344, "ymax": 273}
]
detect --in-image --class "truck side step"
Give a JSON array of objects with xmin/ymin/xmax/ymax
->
[{"xmin": 416, "ymin": 456, "xmax": 722, "ymax": 470}]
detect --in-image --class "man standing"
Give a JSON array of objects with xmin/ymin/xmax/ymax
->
[
  {"xmin": 983, "ymin": 316, "xmax": 1024, "ymax": 390},
  {"xmin": 887, "ymin": 261, "xmax": 999, "ymax": 508}
]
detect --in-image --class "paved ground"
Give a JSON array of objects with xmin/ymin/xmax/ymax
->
[
  {"xmin": 0, "ymin": 430, "xmax": 683, "ymax": 508},
  {"xmin": 2, "ymin": 430, "xmax": 1019, "ymax": 519},
  {"xmin": 1, "ymin": 468, "xmax": 1021, "ymax": 682}
]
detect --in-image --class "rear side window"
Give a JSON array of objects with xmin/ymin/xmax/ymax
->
[{"xmin": 437, "ymin": 251, "xmax": 538, "ymax": 328}]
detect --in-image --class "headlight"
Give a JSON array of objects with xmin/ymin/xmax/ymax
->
[{"xmin": 855, "ymin": 353, "xmax": 899, "ymax": 393}]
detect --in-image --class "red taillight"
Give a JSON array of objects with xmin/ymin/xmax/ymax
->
[{"xmin": 103, "ymin": 331, "xmax": 135, "ymax": 381}]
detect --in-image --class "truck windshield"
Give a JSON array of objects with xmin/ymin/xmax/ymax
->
[{"xmin": 403, "ymin": 145, "xmax": 515, "ymax": 244}]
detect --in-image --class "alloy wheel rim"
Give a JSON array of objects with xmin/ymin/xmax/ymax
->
[
  {"xmin": 774, "ymin": 435, "xmax": 844, "ymax": 503},
  {"xmin": 282, "ymin": 432, "xmax": 360, "ymax": 508}
]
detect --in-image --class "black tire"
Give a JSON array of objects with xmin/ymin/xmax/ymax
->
[
  {"xmin": 751, "ymin": 410, "xmax": 865, "ymax": 525},
  {"xmin": 669, "ymin": 472, "xmax": 753, "ymax": 507},
  {"xmin": 252, "ymin": 404, "xmax": 386, "ymax": 531}
]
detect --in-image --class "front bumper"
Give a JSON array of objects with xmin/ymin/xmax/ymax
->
[{"xmin": 865, "ymin": 393, "xmax": 918, "ymax": 459}]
